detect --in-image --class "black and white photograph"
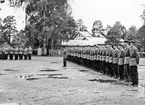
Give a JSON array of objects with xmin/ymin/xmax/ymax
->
[{"xmin": 0, "ymin": 0, "xmax": 145, "ymax": 105}]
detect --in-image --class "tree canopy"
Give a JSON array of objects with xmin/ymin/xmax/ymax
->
[
  {"xmin": 8, "ymin": 0, "xmax": 77, "ymax": 50},
  {"xmin": 0, "ymin": 15, "xmax": 18, "ymax": 44}
]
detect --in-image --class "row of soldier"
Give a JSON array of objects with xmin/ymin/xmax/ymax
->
[
  {"xmin": 0, "ymin": 46, "xmax": 32, "ymax": 60},
  {"xmin": 65, "ymin": 40, "xmax": 140, "ymax": 87}
]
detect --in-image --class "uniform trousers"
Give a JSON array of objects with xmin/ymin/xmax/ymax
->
[
  {"xmin": 102, "ymin": 61, "xmax": 106, "ymax": 74},
  {"xmin": 113, "ymin": 64, "xmax": 119, "ymax": 78},
  {"xmin": 92, "ymin": 60, "xmax": 96, "ymax": 70},
  {"xmin": 63, "ymin": 58, "xmax": 67, "ymax": 67},
  {"xmin": 28, "ymin": 54, "xmax": 31, "ymax": 60},
  {"xmin": 2, "ymin": 53, "xmax": 5, "ymax": 60},
  {"xmin": 93, "ymin": 60, "xmax": 98, "ymax": 71},
  {"xmin": 24, "ymin": 54, "xmax": 27, "ymax": 60},
  {"xmin": 101, "ymin": 61, "xmax": 105, "ymax": 73},
  {"xmin": 119, "ymin": 65, "xmax": 124, "ymax": 80},
  {"xmin": 10, "ymin": 54, "xmax": 13, "ymax": 60},
  {"xmin": 15, "ymin": 54, "xmax": 18, "ymax": 60},
  {"xmin": 0, "ymin": 54, "xmax": 2, "ymax": 59},
  {"xmin": 130, "ymin": 66, "xmax": 138, "ymax": 85},
  {"xmin": 105, "ymin": 62, "xmax": 109, "ymax": 75},
  {"xmin": 5, "ymin": 54, "xmax": 8, "ymax": 60},
  {"xmin": 108, "ymin": 63, "xmax": 114, "ymax": 77},
  {"xmin": 124, "ymin": 64, "xmax": 131, "ymax": 81}
]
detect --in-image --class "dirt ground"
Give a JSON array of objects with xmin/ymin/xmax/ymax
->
[{"xmin": 0, "ymin": 56, "xmax": 145, "ymax": 105}]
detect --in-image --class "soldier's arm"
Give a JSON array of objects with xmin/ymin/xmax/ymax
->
[{"xmin": 135, "ymin": 50, "xmax": 140, "ymax": 64}]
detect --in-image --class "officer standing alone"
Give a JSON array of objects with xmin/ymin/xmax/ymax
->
[{"xmin": 63, "ymin": 47, "xmax": 67, "ymax": 67}]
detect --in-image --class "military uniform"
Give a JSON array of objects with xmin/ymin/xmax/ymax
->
[
  {"xmin": 118, "ymin": 46, "xmax": 124, "ymax": 80},
  {"xmin": 15, "ymin": 47, "xmax": 19, "ymax": 60},
  {"xmin": 28, "ymin": 46, "xmax": 32, "ymax": 60},
  {"xmin": 5, "ymin": 48, "xmax": 9, "ymax": 60},
  {"xmin": 113, "ymin": 47, "xmax": 119, "ymax": 78},
  {"xmin": 129, "ymin": 43, "xmax": 140, "ymax": 86},
  {"xmin": 109, "ymin": 46, "xmax": 114, "ymax": 77},
  {"xmin": 2, "ymin": 48, "xmax": 6, "ymax": 60},
  {"xmin": 9, "ymin": 48, "xmax": 14, "ymax": 60},
  {"xmin": 105, "ymin": 46, "xmax": 110, "ymax": 75},
  {"xmin": 63, "ymin": 48, "xmax": 67, "ymax": 67},
  {"xmin": 93, "ymin": 46, "xmax": 98, "ymax": 71},
  {"xmin": 124, "ymin": 45, "xmax": 131, "ymax": 82},
  {"xmin": 19, "ymin": 47, "xmax": 23, "ymax": 60},
  {"xmin": 24, "ymin": 47, "xmax": 28, "ymax": 60}
]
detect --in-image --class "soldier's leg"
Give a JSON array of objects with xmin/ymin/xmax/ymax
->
[
  {"xmin": 112, "ymin": 63, "xmax": 115, "ymax": 77},
  {"xmin": 114, "ymin": 64, "xmax": 119, "ymax": 78},
  {"xmin": 110, "ymin": 63, "xmax": 113, "ymax": 77},
  {"xmin": 119, "ymin": 65, "xmax": 124, "ymax": 80},
  {"xmin": 18, "ymin": 54, "xmax": 20, "ymax": 60},
  {"xmin": 9, "ymin": 54, "xmax": 11, "ymax": 60},
  {"xmin": 63, "ymin": 58, "xmax": 67, "ymax": 67},
  {"xmin": 29, "ymin": 54, "xmax": 31, "ymax": 60},
  {"xmin": 127, "ymin": 65, "xmax": 131, "ymax": 82},
  {"xmin": 16, "ymin": 54, "xmax": 18, "ymax": 60},
  {"xmin": 102, "ymin": 61, "xmax": 105, "ymax": 74},
  {"xmin": 12, "ymin": 54, "xmax": 14, "ymax": 60},
  {"xmin": 0, "ymin": 54, "xmax": 1, "ymax": 60},
  {"xmin": 3, "ymin": 53, "xmax": 5, "ymax": 60},
  {"xmin": 104, "ymin": 62, "xmax": 107, "ymax": 74},
  {"xmin": 24, "ymin": 54, "xmax": 26, "ymax": 60},
  {"xmin": 124, "ymin": 65, "xmax": 130, "ymax": 82},
  {"xmin": 4, "ymin": 54, "xmax": 6, "ymax": 60},
  {"xmin": 131, "ymin": 66, "xmax": 138, "ymax": 86},
  {"xmin": 107, "ymin": 63, "xmax": 111, "ymax": 76}
]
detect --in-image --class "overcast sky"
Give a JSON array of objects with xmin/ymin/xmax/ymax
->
[
  {"xmin": 71, "ymin": 0, "xmax": 145, "ymax": 31},
  {"xmin": 0, "ymin": 0, "xmax": 25, "ymax": 31},
  {"xmin": 0, "ymin": 0, "xmax": 145, "ymax": 31}
]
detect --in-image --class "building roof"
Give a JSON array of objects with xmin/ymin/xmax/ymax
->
[
  {"xmin": 62, "ymin": 37, "xmax": 106, "ymax": 46},
  {"xmin": 0, "ymin": 42, "xmax": 11, "ymax": 48},
  {"xmin": 62, "ymin": 30, "xmax": 107, "ymax": 46},
  {"xmin": 73, "ymin": 31, "xmax": 92, "ymax": 40}
]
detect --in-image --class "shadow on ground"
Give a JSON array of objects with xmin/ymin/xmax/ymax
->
[{"xmin": 89, "ymin": 79, "xmax": 131, "ymax": 86}]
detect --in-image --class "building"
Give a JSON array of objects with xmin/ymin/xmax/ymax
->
[{"xmin": 62, "ymin": 31, "xmax": 107, "ymax": 46}]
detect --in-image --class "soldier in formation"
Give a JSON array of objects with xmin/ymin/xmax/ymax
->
[
  {"xmin": 66, "ymin": 40, "xmax": 140, "ymax": 86},
  {"xmin": 0, "ymin": 46, "xmax": 32, "ymax": 60}
]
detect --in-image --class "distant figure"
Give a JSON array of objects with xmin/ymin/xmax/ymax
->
[
  {"xmin": 24, "ymin": 47, "xmax": 28, "ymax": 60},
  {"xmin": 15, "ymin": 47, "xmax": 19, "ymax": 60},
  {"xmin": 37, "ymin": 47, "xmax": 42, "ymax": 56},
  {"xmin": 0, "ymin": 48, "xmax": 2, "ymax": 60},
  {"xmin": 9, "ymin": 47, "xmax": 14, "ymax": 60},
  {"xmin": 28, "ymin": 46, "xmax": 32, "ymax": 60},
  {"xmin": 63, "ymin": 47, "xmax": 67, "ymax": 67}
]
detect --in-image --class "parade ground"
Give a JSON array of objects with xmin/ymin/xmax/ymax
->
[{"xmin": 0, "ymin": 56, "xmax": 145, "ymax": 105}]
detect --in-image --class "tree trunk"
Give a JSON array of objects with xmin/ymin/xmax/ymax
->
[{"xmin": 9, "ymin": 26, "xmax": 11, "ymax": 44}]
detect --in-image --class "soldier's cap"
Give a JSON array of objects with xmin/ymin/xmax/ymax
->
[
  {"xmin": 118, "ymin": 44, "xmax": 123, "ymax": 47},
  {"xmin": 129, "ymin": 40, "xmax": 135, "ymax": 43},
  {"xmin": 124, "ymin": 39, "xmax": 129, "ymax": 43}
]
